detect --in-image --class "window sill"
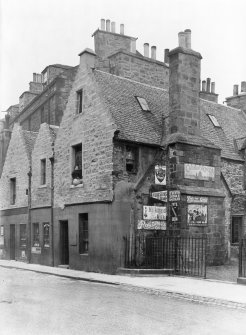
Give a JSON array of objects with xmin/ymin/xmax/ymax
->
[
  {"xmin": 70, "ymin": 184, "xmax": 84, "ymax": 189},
  {"xmin": 39, "ymin": 184, "xmax": 47, "ymax": 189}
]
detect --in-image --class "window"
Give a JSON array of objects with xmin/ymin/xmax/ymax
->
[
  {"xmin": 231, "ymin": 216, "xmax": 242, "ymax": 244},
  {"xmin": 79, "ymin": 214, "xmax": 88, "ymax": 254},
  {"xmin": 20, "ymin": 224, "xmax": 27, "ymax": 248},
  {"xmin": 208, "ymin": 114, "xmax": 220, "ymax": 127},
  {"xmin": 33, "ymin": 223, "xmax": 40, "ymax": 247},
  {"xmin": 76, "ymin": 89, "xmax": 83, "ymax": 114},
  {"xmin": 10, "ymin": 178, "xmax": 16, "ymax": 205},
  {"xmin": 71, "ymin": 144, "xmax": 83, "ymax": 185},
  {"xmin": 125, "ymin": 146, "xmax": 138, "ymax": 173},
  {"xmin": 136, "ymin": 96, "xmax": 150, "ymax": 111},
  {"xmin": 40, "ymin": 159, "xmax": 46, "ymax": 185},
  {"xmin": 43, "ymin": 223, "xmax": 50, "ymax": 248}
]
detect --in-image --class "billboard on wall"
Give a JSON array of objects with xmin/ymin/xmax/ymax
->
[
  {"xmin": 143, "ymin": 206, "xmax": 166, "ymax": 220},
  {"xmin": 187, "ymin": 204, "xmax": 207, "ymax": 225},
  {"xmin": 151, "ymin": 191, "xmax": 167, "ymax": 202},
  {"xmin": 184, "ymin": 164, "xmax": 215, "ymax": 181},
  {"xmin": 155, "ymin": 165, "xmax": 166, "ymax": 185},
  {"xmin": 138, "ymin": 220, "xmax": 166, "ymax": 230}
]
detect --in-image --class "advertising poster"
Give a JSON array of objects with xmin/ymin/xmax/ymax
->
[
  {"xmin": 151, "ymin": 191, "xmax": 167, "ymax": 202},
  {"xmin": 184, "ymin": 164, "xmax": 215, "ymax": 181},
  {"xmin": 138, "ymin": 220, "xmax": 166, "ymax": 230},
  {"xmin": 155, "ymin": 165, "xmax": 166, "ymax": 185},
  {"xmin": 188, "ymin": 204, "xmax": 207, "ymax": 225},
  {"xmin": 143, "ymin": 206, "xmax": 166, "ymax": 220}
]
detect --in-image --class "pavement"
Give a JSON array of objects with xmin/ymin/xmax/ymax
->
[{"xmin": 1, "ymin": 259, "xmax": 246, "ymax": 310}]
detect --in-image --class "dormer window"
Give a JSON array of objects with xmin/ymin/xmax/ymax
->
[
  {"xmin": 136, "ymin": 96, "xmax": 150, "ymax": 111},
  {"xmin": 208, "ymin": 114, "xmax": 220, "ymax": 127},
  {"xmin": 71, "ymin": 143, "xmax": 83, "ymax": 186},
  {"xmin": 126, "ymin": 146, "xmax": 138, "ymax": 173}
]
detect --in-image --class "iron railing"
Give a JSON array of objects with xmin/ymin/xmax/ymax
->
[
  {"xmin": 124, "ymin": 234, "xmax": 207, "ymax": 278},
  {"xmin": 239, "ymin": 238, "xmax": 246, "ymax": 278}
]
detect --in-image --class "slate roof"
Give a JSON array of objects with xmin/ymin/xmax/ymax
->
[
  {"xmin": 94, "ymin": 70, "xmax": 169, "ymax": 146},
  {"xmin": 22, "ymin": 130, "xmax": 38, "ymax": 161},
  {"xmin": 94, "ymin": 70, "xmax": 246, "ymax": 161}
]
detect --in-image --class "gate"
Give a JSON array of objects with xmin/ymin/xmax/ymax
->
[
  {"xmin": 239, "ymin": 238, "xmax": 246, "ymax": 278},
  {"xmin": 124, "ymin": 235, "xmax": 207, "ymax": 278}
]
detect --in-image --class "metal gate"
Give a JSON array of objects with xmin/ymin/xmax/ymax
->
[
  {"xmin": 124, "ymin": 235, "xmax": 207, "ymax": 278},
  {"xmin": 239, "ymin": 238, "xmax": 246, "ymax": 278}
]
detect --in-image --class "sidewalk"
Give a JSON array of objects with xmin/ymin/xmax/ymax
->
[{"xmin": 1, "ymin": 260, "xmax": 246, "ymax": 310}]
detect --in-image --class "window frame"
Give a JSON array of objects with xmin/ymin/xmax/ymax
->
[
  {"xmin": 10, "ymin": 177, "xmax": 16, "ymax": 205},
  {"xmin": 135, "ymin": 96, "xmax": 150, "ymax": 112},
  {"xmin": 76, "ymin": 89, "xmax": 83, "ymax": 114},
  {"xmin": 43, "ymin": 222, "xmax": 50, "ymax": 248},
  {"xmin": 71, "ymin": 143, "xmax": 83, "ymax": 184},
  {"xmin": 231, "ymin": 216, "xmax": 243, "ymax": 245},
  {"xmin": 40, "ymin": 158, "xmax": 46, "ymax": 185},
  {"xmin": 207, "ymin": 114, "xmax": 221, "ymax": 128},
  {"xmin": 33, "ymin": 223, "xmax": 40, "ymax": 247},
  {"xmin": 20, "ymin": 224, "xmax": 27, "ymax": 248},
  {"xmin": 79, "ymin": 213, "xmax": 89, "ymax": 254}
]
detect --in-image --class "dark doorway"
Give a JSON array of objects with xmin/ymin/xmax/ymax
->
[
  {"xmin": 10, "ymin": 224, "xmax": 16, "ymax": 260},
  {"xmin": 231, "ymin": 216, "xmax": 242, "ymax": 244},
  {"xmin": 60, "ymin": 221, "xmax": 69, "ymax": 265}
]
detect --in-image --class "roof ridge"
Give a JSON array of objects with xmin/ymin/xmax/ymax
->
[
  {"xmin": 200, "ymin": 98, "xmax": 241, "ymax": 111},
  {"xmin": 94, "ymin": 69, "xmax": 168, "ymax": 92}
]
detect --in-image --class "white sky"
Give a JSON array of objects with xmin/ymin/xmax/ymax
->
[{"xmin": 0, "ymin": 0, "xmax": 245, "ymax": 119}]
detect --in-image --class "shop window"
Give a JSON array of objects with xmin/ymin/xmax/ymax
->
[
  {"xmin": 33, "ymin": 223, "xmax": 40, "ymax": 247},
  {"xmin": 79, "ymin": 214, "xmax": 88, "ymax": 254},
  {"xmin": 76, "ymin": 89, "xmax": 83, "ymax": 114},
  {"xmin": 10, "ymin": 177, "xmax": 16, "ymax": 205},
  {"xmin": 231, "ymin": 216, "xmax": 242, "ymax": 244},
  {"xmin": 125, "ymin": 146, "xmax": 138, "ymax": 173},
  {"xmin": 20, "ymin": 224, "xmax": 27, "ymax": 248},
  {"xmin": 71, "ymin": 143, "xmax": 83, "ymax": 185},
  {"xmin": 40, "ymin": 159, "xmax": 46, "ymax": 185},
  {"xmin": 43, "ymin": 222, "xmax": 50, "ymax": 248}
]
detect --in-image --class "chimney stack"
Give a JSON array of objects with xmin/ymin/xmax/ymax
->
[
  {"xmin": 206, "ymin": 78, "xmax": 211, "ymax": 93},
  {"xmin": 211, "ymin": 82, "xmax": 215, "ymax": 94},
  {"xmin": 151, "ymin": 46, "xmax": 156, "ymax": 60},
  {"xmin": 120, "ymin": 24, "xmax": 124, "ymax": 35},
  {"xmin": 164, "ymin": 49, "xmax": 169, "ymax": 63},
  {"xmin": 144, "ymin": 43, "xmax": 149, "ymax": 57},
  {"xmin": 178, "ymin": 32, "xmax": 186, "ymax": 48},
  {"xmin": 202, "ymin": 80, "xmax": 206, "ymax": 91},
  {"xmin": 241, "ymin": 81, "xmax": 246, "ymax": 93},
  {"xmin": 184, "ymin": 29, "xmax": 191, "ymax": 49},
  {"xmin": 233, "ymin": 84, "xmax": 239, "ymax": 96},
  {"xmin": 111, "ymin": 21, "xmax": 116, "ymax": 33},
  {"xmin": 106, "ymin": 19, "xmax": 110, "ymax": 32},
  {"xmin": 101, "ymin": 19, "xmax": 105, "ymax": 30}
]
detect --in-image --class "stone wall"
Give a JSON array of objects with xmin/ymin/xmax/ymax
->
[{"xmin": 226, "ymin": 94, "xmax": 246, "ymax": 115}]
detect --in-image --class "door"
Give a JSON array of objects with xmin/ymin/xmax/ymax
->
[
  {"xmin": 10, "ymin": 224, "xmax": 16, "ymax": 260},
  {"xmin": 60, "ymin": 221, "xmax": 69, "ymax": 265}
]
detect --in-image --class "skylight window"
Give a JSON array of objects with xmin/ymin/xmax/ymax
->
[
  {"xmin": 136, "ymin": 96, "xmax": 150, "ymax": 111},
  {"xmin": 208, "ymin": 114, "xmax": 220, "ymax": 127}
]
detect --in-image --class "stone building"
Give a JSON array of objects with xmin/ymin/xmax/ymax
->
[{"xmin": 0, "ymin": 19, "xmax": 246, "ymax": 274}]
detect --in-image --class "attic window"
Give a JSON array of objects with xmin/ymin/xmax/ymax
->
[
  {"xmin": 136, "ymin": 97, "xmax": 150, "ymax": 111},
  {"xmin": 208, "ymin": 114, "xmax": 220, "ymax": 127}
]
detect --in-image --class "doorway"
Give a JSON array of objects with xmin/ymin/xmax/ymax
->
[
  {"xmin": 60, "ymin": 221, "xmax": 69, "ymax": 265},
  {"xmin": 10, "ymin": 224, "xmax": 16, "ymax": 260}
]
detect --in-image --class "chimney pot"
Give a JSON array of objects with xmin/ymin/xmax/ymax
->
[
  {"xmin": 202, "ymin": 80, "xmax": 206, "ymax": 91},
  {"xmin": 211, "ymin": 82, "xmax": 215, "ymax": 94},
  {"xmin": 131, "ymin": 40, "xmax": 136, "ymax": 53},
  {"xmin": 101, "ymin": 19, "xmax": 105, "ymax": 30},
  {"xmin": 151, "ymin": 46, "xmax": 156, "ymax": 60},
  {"xmin": 184, "ymin": 29, "xmax": 191, "ymax": 49},
  {"xmin": 206, "ymin": 78, "xmax": 211, "ymax": 93},
  {"xmin": 178, "ymin": 32, "xmax": 186, "ymax": 48},
  {"xmin": 233, "ymin": 84, "xmax": 239, "ymax": 96},
  {"xmin": 241, "ymin": 81, "xmax": 246, "ymax": 93},
  {"xmin": 120, "ymin": 24, "xmax": 124, "ymax": 35},
  {"xmin": 164, "ymin": 48, "xmax": 169, "ymax": 63},
  {"xmin": 111, "ymin": 21, "xmax": 116, "ymax": 33},
  {"xmin": 144, "ymin": 43, "xmax": 149, "ymax": 58},
  {"xmin": 106, "ymin": 19, "xmax": 110, "ymax": 32}
]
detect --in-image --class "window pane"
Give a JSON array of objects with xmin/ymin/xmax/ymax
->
[{"xmin": 33, "ymin": 223, "xmax": 40, "ymax": 247}]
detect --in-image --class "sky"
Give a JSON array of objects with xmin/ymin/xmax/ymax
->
[{"xmin": 0, "ymin": 0, "xmax": 245, "ymax": 119}]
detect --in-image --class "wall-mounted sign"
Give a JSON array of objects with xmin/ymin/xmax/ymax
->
[
  {"xmin": 155, "ymin": 165, "xmax": 166, "ymax": 185},
  {"xmin": 138, "ymin": 220, "xmax": 166, "ymax": 230},
  {"xmin": 170, "ymin": 202, "xmax": 180, "ymax": 222},
  {"xmin": 151, "ymin": 191, "xmax": 167, "ymax": 202},
  {"xmin": 21, "ymin": 250, "xmax": 26, "ymax": 258},
  {"xmin": 31, "ymin": 247, "xmax": 41, "ymax": 254},
  {"xmin": 143, "ymin": 206, "xmax": 166, "ymax": 220},
  {"xmin": 188, "ymin": 204, "xmax": 207, "ymax": 225},
  {"xmin": 169, "ymin": 190, "xmax": 180, "ymax": 202},
  {"xmin": 184, "ymin": 164, "xmax": 215, "ymax": 181},
  {"xmin": 187, "ymin": 196, "xmax": 208, "ymax": 203}
]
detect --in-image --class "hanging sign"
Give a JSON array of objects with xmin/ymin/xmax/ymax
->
[
  {"xmin": 151, "ymin": 191, "xmax": 167, "ymax": 202},
  {"xmin": 184, "ymin": 164, "xmax": 215, "ymax": 181},
  {"xmin": 155, "ymin": 165, "xmax": 166, "ymax": 185},
  {"xmin": 143, "ymin": 206, "xmax": 166, "ymax": 220},
  {"xmin": 138, "ymin": 220, "xmax": 166, "ymax": 230},
  {"xmin": 169, "ymin": 190, "xmax": 180, "ymax": 202}
]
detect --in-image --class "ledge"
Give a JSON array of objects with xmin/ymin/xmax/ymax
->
[{"xmin": 178, "ymin": 185, "xmax": 225, "ymax": 198}]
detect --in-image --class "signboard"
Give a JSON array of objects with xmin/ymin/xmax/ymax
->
[
  {"xmin": 170, "ymin": 202, "xmax": 180, "ymax": 222},
  {"xmin": 188, "ymin": 204, "xmax": 207, "ymax": 225},
  {"xmin": 138, "ymin": 220, "xmax": 166, "ymax": 230},
  {"xmin": 155, "ymin": 165, "xmax": 166, "ymax": 185},
  {"xmin": 169, "ymin": 190, "xmax": 180, "ymax": 202},
  {"xmin": 184, "ymin": 164, "xmax": 215, "ymax": 181},
  {"xmin": 187, "ymin": 196, "xmax": 208, "ymax": 203},
  {"xmin": 21, "ymin": 250, "xmax": 26, "ymax": 258},
  {"xmin": 151, "ymin": 191, "xmax": 167, "ymax": 202},
  {"xmin": 31, "ymin": 247, "xmax": 41, "ymax": 254},
  {"xmin": 143, "ymin": 206, "xmax": 166, "ymax": 220}
]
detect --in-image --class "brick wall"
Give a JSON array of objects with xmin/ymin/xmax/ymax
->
[
  {"xmin": 54, "ymin": 64, "xmax": 117, "ymax": 208},
  {"xmin": 109, "ymin": 51, "xmax": 169, "ymax": 89},
  {"xmin": 0, "ymin": 124, "xmax": 32, "ymax": 209}
]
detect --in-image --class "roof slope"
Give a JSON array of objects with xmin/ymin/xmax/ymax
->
[{"xmin": 94, "ymin": 70, "xmax": 169, "ymax": 146}]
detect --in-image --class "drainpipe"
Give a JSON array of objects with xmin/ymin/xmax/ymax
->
[
  {"xmin": 49, "ymin": 143, "xmax": 55, "ymax": 266},
  {"xmin": 27, "ymin": 168, "xmax": 32, "ymax": 263}
]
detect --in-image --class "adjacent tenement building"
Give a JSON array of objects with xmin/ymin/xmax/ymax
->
[{"xmin": 0, "ymin": 19, "xmax": 246, "ymax": 274}]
